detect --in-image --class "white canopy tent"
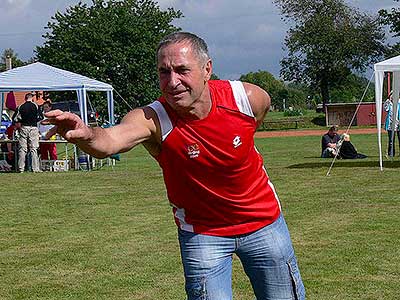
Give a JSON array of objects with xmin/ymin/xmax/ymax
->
[
  {"xmin": 0, "ymin": 62, "xmax": 115, "ymax": 126},
  {"xmin": 374, "ymin": 55, "xmax": 400, "ymax": 171}
]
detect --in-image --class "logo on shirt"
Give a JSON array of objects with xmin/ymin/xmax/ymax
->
[
  {"xmin": 187, "ymin": 143, "xmax": 200, "ymax": 158},
  {"xmin": 233, "ymin": 135, "xmax": 242, "ymax": 148}
]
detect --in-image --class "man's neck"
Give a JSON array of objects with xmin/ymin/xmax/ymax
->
[{"xmin": 177, "ymin": 84, "xmax": 212, "ymax": 121}]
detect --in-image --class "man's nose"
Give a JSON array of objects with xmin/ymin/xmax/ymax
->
[{"xmin": 168, "ymin": 71, "xmax": 180, "ymax": 88}]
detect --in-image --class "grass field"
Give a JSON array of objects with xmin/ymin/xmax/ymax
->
[
  {"xmin": 1, "ymin": 133, "xmax": 399, "ymax": 299},
  {"xmin": 263, "ymin": 110, "xmax": 326, "ymax": 130}
]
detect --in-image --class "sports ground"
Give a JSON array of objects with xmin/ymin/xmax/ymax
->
[
  {"xmin": 0, "ymin": 129, "xmax": 398, "ymax": 299},
  {"xmin": 255, "ymin": 127, "xmax": 378, "ymax": 138}
]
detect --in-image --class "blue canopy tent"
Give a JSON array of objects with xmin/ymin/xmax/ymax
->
[{"xmin": 0, "ymin": 62, "xmax": 115, "ymax": 126}]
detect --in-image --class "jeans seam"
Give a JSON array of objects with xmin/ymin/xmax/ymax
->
[{"xmin": 287, "ymin": 255, "xmax": 304, "ymax": 300}]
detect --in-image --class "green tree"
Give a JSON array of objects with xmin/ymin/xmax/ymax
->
[
  {"xmin": 0, "ymin": 48, "xmax": 26, "ymax": 71},
  {"xmin": 286, "ymin": 82, "xmax": 308, "ymax": 108},
  {"xmin": 330, "ymin": 73, "xmax": 375, "ymax": 103},
  {"xmin": 273, "ymin": 0, "xmax": 385, "ymax": 107},
  {"xmin": 240, "ymin": 70, "xmax": 288, "ymax": 110},
  {"xmin": 210, "ymin": 73, "xmax": 220, "ymax": 80},
  {"xmin": 379, "ymin": 0, "xmax": 400, "ymax": 57},
  {"xmin": 36, "ymin": 0, "xmax": 182, "ymax": 118}
]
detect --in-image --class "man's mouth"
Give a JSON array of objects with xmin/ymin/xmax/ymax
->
[{"xmin": 169, "ymin": 90, "xmax": 187, "ymax": 97}]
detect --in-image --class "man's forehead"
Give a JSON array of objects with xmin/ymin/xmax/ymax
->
[
  {"xmin": 157, "ymin": 43, "xmax": 196, "ymax": 68},
  {"xmin": 158, "ymin": 41, "xmax": 193, "ymax": 58}
]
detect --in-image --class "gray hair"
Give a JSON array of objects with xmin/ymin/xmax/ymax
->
[{"xmin": 156, "ymin": 32, "xmax": 210, "ymax": 65}]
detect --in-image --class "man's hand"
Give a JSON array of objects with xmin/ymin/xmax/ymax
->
[
  {"xmin": 327, "ymin": 143, "xmax": 337, "ymax": 149},
  {"xmin": 43, "ymin": 110, "xmax": 93, "ymax": 145}
]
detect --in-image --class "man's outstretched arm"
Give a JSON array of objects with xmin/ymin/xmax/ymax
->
[{"xmin": 44, "ymin": 106, "xmax": 159, "ymax": 158}]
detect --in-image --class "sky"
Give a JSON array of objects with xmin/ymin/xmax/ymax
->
[{"xmin": 0, "ymin": 0, "xmax": 397, "ymax": 79}]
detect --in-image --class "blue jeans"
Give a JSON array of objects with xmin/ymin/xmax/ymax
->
[
  {"xmin": 178, "ymin": 214, "xmax": 305, "ymax": 300},
  {"xmin": 387, "ymin": 130, "xmax": 400, "ymax": 157}
]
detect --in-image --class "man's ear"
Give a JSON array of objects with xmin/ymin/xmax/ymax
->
[{"xmin": 204, "ymin": 59, "xmax": 213, "ymax": 82}]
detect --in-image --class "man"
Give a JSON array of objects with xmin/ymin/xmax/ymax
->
[
  {"xmin": 45, "ymin": 32, "xmax": 305, "ymax": 300},
  {"xmin": 14, "ymin": 92, "xmax": 43, "ymax": 172},
  {"xmin": 321, "ymin": 125, "xmax": 340, "ymax": 158}
]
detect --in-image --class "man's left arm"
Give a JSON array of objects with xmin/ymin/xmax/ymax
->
[{"xmin": 242, "ymin": 82, "xmax": 271, "ymax": 128}]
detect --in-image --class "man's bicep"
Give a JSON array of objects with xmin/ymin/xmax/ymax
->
[
  {"xmin": 243, "ymin": 82, "xmax": 271, "ymax": 125},
  {"xmin": 108, "ymin": 107, "xmax": 158, "ymax": 153}
]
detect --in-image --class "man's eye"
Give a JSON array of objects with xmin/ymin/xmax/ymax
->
[{"xmin": 159, "ymin": 69, "xmax": 170, "ymax": 74}]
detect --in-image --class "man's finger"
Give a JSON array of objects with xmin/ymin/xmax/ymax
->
[
  {"xmin": 44, "ymin": 109, "xmax": 64, "ymax": 118},
  {"xmin": 45, "ymin": 111, "xmax": 81, "ymax": 126}
]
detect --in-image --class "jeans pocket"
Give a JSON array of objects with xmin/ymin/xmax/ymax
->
[{"xmin": 287, "ymin": 255, "xmax": 305, "ymax": 300}]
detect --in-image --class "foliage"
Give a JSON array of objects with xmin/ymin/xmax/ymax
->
[
  {"xmin": 0, "ymin": 48, "xmax": 26, "ymax": 72},
  {"xmin": 283, "ymin": 108, "xmax": 304, "ymax": 117},
  {"xmin": 273, "ymin": 0, "xmax": 385, "ymax": 106},
  {"xmin": 286, "ymin": 85, "xmax": 308, "ymax": 108},
  {"xmin": 379, "ymin": 0, "xmax": 400, "ymax": 57},
  {"xmin": 240, "ymin": 70, "xmax": 311, "ymax": 110},
  {"xmin": 240, "ymin": 70, "xmax": 287, "ymax": 110},
  {"xmin": 329, "ymin": 72, "xmax": 375, "ymax": 103},
  {"xmin": 35, "ymin": 0, "xmax": 182, "ymax": 117}
]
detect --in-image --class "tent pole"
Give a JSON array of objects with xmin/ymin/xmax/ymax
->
[
  {"xmin": 375, "ymin": 70, "xmax": 384, "ymax": 171},
  {"xmin": 0, "ymin": 93, "xmax": 4, "ymax": 135},
  {"xmin": 107, "ymin": 90, "xmax": 115, "ymax": 125}
]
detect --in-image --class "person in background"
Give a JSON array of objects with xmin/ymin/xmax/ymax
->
[
  {"xmin": 14, "ymin": 92, "xmax": 43, "ymax": 172},
  {"xmin": 384, "ymin": 92, "xmax": 400, "ymax": 158},
  {"xmin": 5, "ymin": 121, "xmax": 20, "ymax": 170},
  {"xmin": 321, "ymin": 125, "xmax": 340, "ymax": 158},
  {"xmin": 338, "ymin": 133, "xmax": 367, "ymax": 159},
  {"xmin": 38, "ymin": 100, "xmax": 58, "ymax": 160}
]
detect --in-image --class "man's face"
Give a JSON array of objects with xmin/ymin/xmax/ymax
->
[
  {"xmin": 157, "ymin": 42, "xmax": 212, "ymax": 112},
  {"xmin": 328, "ymin": 129, "xmax": 337, "ymax": 137}
]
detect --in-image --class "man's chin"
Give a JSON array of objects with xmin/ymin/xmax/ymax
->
[{"xmin": 166, "ymin": 98, "xmax": 188, "ymax": 109}]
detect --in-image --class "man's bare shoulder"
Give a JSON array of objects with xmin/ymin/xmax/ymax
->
[
  {"xmin": 120, "ymin": 105, "xmax": 162, "ymax": 156},
  {"xmin": 241, "ymin": 82, "xmax": 271, "ymax": 125}
]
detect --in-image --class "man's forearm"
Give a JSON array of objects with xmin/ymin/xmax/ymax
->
[{"xmin": 75, "ymin": 127, "xmax": 115, "ymax": 159}]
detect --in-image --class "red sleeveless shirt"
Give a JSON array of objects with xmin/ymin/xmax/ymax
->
[{"xmin": 150, "ymin": 80, "xmax": 280, "ymax": 236}]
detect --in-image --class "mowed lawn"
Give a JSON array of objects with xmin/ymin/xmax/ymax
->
[{"xmin": 0, "ymin": 133, "xmax": 399, "ymax": 300}]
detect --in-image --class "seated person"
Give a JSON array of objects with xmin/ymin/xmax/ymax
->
[
  {"xmin": 0, "ymin": 121, "xmax": 20, "ymax": 170},
  {"xmin": 321, "ymin": 125, "xmax": 340, "ymax": 158},
  {"xmin": 339, "ymin": 134, "xmax": 367, "ymax": 159}
]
